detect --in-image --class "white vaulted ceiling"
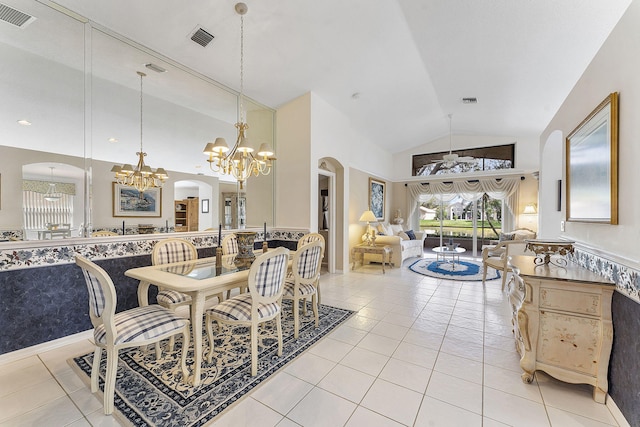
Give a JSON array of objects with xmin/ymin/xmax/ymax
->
[{"xmin": 22, "ymin": 0, "xmax": 637, "ymax": 153}]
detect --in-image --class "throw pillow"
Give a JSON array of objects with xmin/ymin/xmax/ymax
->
[
  {"xmin": 376, "ymin": 223, "xmax": 392, "ymax": 236},
  {"xmin": 398, "ymin": 231, "xmax": 410, "ymax": 241},
  {"xmin": 405, "ymin": 229, "xmax": 417, "ymax": 240},
  {"xmin": 499, "ymin": 232, "xmax": 515, "ymax": 242}
]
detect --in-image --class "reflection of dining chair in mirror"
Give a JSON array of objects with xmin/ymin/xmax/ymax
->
[
  {"xmin": 283, "ymin": 240, "xmax": 324, "ymax": 338},
  {"xmin": 92, "ymin": 230, "xmax": 118, "ymax": 237},
  {"xmin": 75, "ymin": 255, "xmax": 190, "ymax": 415},
  {"xmin": 205, "ymin": 247, "xmax": 289, "ymax": 376}
]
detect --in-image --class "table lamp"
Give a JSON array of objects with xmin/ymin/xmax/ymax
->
[{"xmin": 359, "ymin": 210, "xmax": 378, "ymax": 246}]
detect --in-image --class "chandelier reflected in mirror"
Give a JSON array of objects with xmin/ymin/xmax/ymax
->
[
  {"xmin": 111, "ymin": 71, "xmax": 168, "ymax": 194},
  {"xmin": 203, "ymin": 2, "xmax": 275, "ymax": 190},
  {"xmin": 44, "ymin": 166, "xmax": 62, "ymax": 202}
]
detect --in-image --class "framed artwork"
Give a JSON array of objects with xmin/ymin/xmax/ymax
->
[
  {"xmin": 202, "ymin": 198, "xmax": 210, "ymax": 213},
  {"xmin": 369, "ymin": 177, "xmax": 385, "ymax": 221},
  {"xmin": 566, "ymin": 92, "xmax": 618, "ymax": 224},
  {"xmin": 112, "ymin": 183, "xmax": 162, "ymax": 217}
]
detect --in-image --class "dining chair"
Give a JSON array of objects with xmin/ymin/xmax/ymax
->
[
  {"xmin": 220, "ymin": 233, "xmax": 246, "ymax": 296},
  {"xmin": 283, "ymin": 240, "xmax": 324, "ymax": 338},
  {"xmin": 221, "ymin": 233, "xmax": 238, "ymax": 255},
  {"xmin": 75, "ymin": 255, "xmax": 190, "ymax": 415},
  {"xmin": 152, "ymin": 238, "xmax": 223, "ymax": 350},
  {"xmin": 92, "ymin": 230, "xmax": 118, "ymax": 237},
  {"xmin": 205, "ymin": 247, "xmax": 289, "ymax": 376},
  {"xmin": 295, "ymin": 232, "xmax": 325, "ymax": 304}
]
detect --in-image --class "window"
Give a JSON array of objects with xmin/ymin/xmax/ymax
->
[
  {"xmin": 23, "ymin": 188, "xmax": 74, "ymax": 230},
  {"xmin": 412, "ymin": 144, "xmax": 515, "ymax": 176}
]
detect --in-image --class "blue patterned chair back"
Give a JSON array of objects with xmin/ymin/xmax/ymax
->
[
  {"xmin": 248, "ymin": 247, "xmax": 289, "ymax": 300},
  {"xmin": 75, "ymin": 255, "xmax": 116, "ymax": 328},
  {"xmin": 295, "ymin": 240, "xmax": 323, "ymax": 280},
  {"xmin": 152, "ymin": 238, "xmax": 197, "ymax": 265},
  {"xmin": 221, "ymin": 233, "xmax": 239, "ymax": 255}
]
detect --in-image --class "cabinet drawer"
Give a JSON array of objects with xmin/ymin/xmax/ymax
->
[
  {"xmin": 539, "ymin": 288, "xmax": 601, "ymax": 316},
  {"xmin": 538, "ymin": 311, "xmax": 601, "ymax": 376}
]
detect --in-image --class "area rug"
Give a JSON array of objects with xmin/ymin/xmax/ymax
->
[
  {"xmin": 409, "ymin": 257, "xmax": 500, "ymax": 281},
  {"xmin": 70, "ymin": 301, "xmax": 353, "ymax": 426}
]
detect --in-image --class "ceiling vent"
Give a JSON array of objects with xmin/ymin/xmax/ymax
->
[
  {"xmin": 462, "ymin": 97, "xmax": 478, "ymax": 104},
  {"xmin": 189, "ymin": 26, "xmax": 215, "ymax": 47},
  {"xmin": 0, "ymin": 3, "xmax": 36, "ymax": 28},
  {"xmin": 145, "ymin": 63, "xmax": 167, "ymax": 73}
]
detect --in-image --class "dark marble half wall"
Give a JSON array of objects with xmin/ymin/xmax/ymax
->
[{"xmin": 610, "ymin": 291, "xmax": 640, "ymax": 427}]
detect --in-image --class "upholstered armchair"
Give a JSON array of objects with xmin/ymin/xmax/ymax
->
[{"xmin": 481, "ymin": 228, "xmax": 536, "ymax": 290}]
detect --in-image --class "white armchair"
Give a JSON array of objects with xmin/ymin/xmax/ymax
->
[{"xmin": 481, "ymin": 228, "xmax": 536, "ymax": 290}]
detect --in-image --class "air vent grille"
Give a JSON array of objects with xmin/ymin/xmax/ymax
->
[
  {"xmin": 0, "ymin": 3, "xmax": 36, "ymax": 28},
  {"xmin": 462, "ymin": 97, "xmax": 478, "ymax": 104},
  {"xmin": 190, "ymin": 27, "xmax": 214, "ymax": 47}
]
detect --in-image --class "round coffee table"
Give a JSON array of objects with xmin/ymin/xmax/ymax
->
[{"xmin": 432, "ymin": 246, "xmax": 466, "ymax": 269}]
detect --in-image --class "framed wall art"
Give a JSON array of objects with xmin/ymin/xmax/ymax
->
[
  {"xmin": 112, "ymin": 183, "xmax": 162, "ymax": 217},
  {"xmin": 566, "ymin": 92, "xmax": 618, "ymax": 224},
  {"xmin": 369, "ymin": 177, "xmax": 385, "ymax": 221}
]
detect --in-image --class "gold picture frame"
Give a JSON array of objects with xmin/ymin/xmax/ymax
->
[
  {"xmin": 112, "ymin": 183, "xmax": 162, "ymax": 217},
  {"xmin": 566, "ymin": 92, "xmax": 618, "ymax": 224},
  {"xmin": 369, "ymin": 177, "xmax": 385, "ymax": 221}
]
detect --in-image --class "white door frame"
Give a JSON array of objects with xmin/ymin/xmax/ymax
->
[{"xmin": 318, "ymin": 169, "xmax": 336, "ymax": 273}]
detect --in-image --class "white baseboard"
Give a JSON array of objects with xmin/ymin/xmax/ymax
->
[
  {"xmin": 607, "ymin": 395, "xmax": 631, "ymax": 427},
  {"xmin": 0, "ymin": 330, "xmax": 92, "ymax": 366}
]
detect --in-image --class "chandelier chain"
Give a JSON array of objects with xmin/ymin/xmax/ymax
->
[
  {"xmin": 239, "ymin": 13, "xmax": 245, "ymax": 123},
  {"xmin": 140, "ymin": 71, "xmax": 144, "ymax": 153}
]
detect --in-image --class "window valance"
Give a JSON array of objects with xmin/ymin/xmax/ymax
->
[
  {"xmin": 23, "ymin": 180, "xmax": 76, "ymax": 196},
  {"xmin": 407, "ymin": 176, "xmax": 521, "ymax": 218}
]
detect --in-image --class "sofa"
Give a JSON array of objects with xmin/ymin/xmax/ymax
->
[{"xmin": 362, "ymin": 222, "xmax": 426, "ymax": 266}]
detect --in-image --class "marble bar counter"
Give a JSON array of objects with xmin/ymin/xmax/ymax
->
[{"xmin": 0, "ymin": 228, "xmax": 306, "ymax": 355}]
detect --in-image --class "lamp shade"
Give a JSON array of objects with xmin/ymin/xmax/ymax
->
[
  {"xmin": 359, "ymin": 210, "xmax": 377, "ymax": 223},
  {"xmin": 523, "ymin": 203, "xmax": 537, "ymax": 215}
]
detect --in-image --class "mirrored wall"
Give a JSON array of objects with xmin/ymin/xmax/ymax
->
[{"xmin": 0, "ymin": 1, "xmax": 275, "ymax": 241}]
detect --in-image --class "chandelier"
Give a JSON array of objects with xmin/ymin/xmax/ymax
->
[
  {"xmin": 203, "ymin": 2, "xmax": 275, "ymax": 190},
  {"xmin": 44, "ymin": 166, "xmax": 62, "ymax": 202},
  {"xmin": 111, "ymin": 71, "xmax": 168, "ymax": 194}
]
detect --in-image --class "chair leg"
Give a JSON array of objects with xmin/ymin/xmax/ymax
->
[
  {"xmin": 155, "ymin": 342, "xmax": 162, "ymax": 359},
  {"xmin": 293, "ymin": 297, "xmax": 300, "ymax": 339},
  {"xmin": 90, "ymin": 347, "xmax": 102, "ymax": 393},
  {"xmin": 501, "ymin": 269, "xmax": 509, "ymax": 291},
  {"xmin": 250, "ymin": 322, "xmax": 258, "ymax": 376},
  {"xmin": 180, "ymin": 327, "xmax": 190, "ymax": 384},
  {"xmin": 276, "ymin": 314, "xmax": 283, "ymax": 357},
  {"xmin": 482, "ymin": 263, "xmax": 488, "ymax": 285},
  {"xmin": 312, "ymin": 294, "xmax": 319, "ymax": 329},
  {"xmin": 316, "ymin": 280, "xmax": 321, "ymax": 305},
  {"xmin": 103, "ymin": 347, "xmax": 118, "ymax": 415},
  {"xmin": 205, "ymin": 314, "xmax": 215, "ymax": 364},
  {"xmin": 302, "ymin": 297, "xmax": 308, "ymax": 316}
]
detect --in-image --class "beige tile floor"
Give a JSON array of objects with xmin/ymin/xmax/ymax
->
[{"xmin": 0, "ymin": 260, "xmax": 624, "ymax": 426}]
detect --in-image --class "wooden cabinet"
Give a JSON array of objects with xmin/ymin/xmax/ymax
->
[
  {"xmin": 508, "ymin": 255, "xmax": 615, "ymax": 403},
  {"xmin": 222, "ymin": 192, "xmax": 246, "ymax": 229},
  {"xmin": 174, "ymin": 198, "xmax": 199, "ymax": 232}
]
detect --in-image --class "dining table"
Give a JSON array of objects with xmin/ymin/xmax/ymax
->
[{"xmin": 125, "ymin": 252, "xmax": 292, "ymax": 386}]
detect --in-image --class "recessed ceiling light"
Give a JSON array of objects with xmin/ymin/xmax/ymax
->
[
  {"xmin": 351, "ymin": 92, "xmax": 360, "ymax": 100},
  {"xmin": 17, "ymin": 119, "xmax": 31, "ymax": 126},
  {"xmin": 108, "ymin": 137, "xmax": 118, "ymax": 143},
  {"xmin": 462, "ymin": 97, "xmax": 478, "ymax": 104},
  {"xmin": 195, "ymin": 165, "xmax": 202, "ymax": 169}
]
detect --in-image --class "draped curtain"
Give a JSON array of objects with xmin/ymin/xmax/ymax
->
[{"xmin": 407, "ymin": 176, "xmax": 521, "ymax": 229}]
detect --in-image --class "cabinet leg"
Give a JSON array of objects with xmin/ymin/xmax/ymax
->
[
  {"xmin": 593, "ymin": 387, "xmax": 607, "ymax": 403},
  {"xmin": 521, "ymin": 372, "xmax": 534, "ymax": 384}
]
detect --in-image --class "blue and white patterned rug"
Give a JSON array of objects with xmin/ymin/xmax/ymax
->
[
  {"xmin": 70, "ymin": 301, "xmax": 353, "ymax": 426},
  {"xmin": 409, "ymin": 257, "xmax": 500, "ymax": 281}
]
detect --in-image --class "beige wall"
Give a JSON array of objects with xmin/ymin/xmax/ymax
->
[{"xmin": 539, "ymin": 0, "xmax": 640, "ymax": 268}]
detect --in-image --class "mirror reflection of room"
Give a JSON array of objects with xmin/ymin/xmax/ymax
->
[{"xmin": 0, "ymin": 1, "xmax": 275, "ymax": 241}]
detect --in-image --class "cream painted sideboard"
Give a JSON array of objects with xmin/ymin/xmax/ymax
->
[{"xmin": 508, "ymin": 255, "xmax": 615, "ymax": 403}]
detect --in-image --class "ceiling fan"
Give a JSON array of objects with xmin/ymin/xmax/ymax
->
[{"xmin": 433, "ymin": 114, "xmax": 476, "ymax": 167}]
